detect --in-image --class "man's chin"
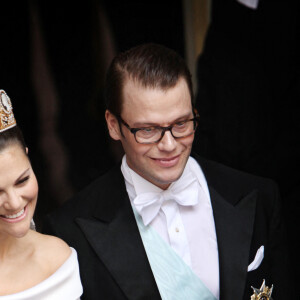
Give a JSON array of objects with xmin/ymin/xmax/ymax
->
[{"xmin": 150, "ymin": 171, "xmax": 184, "ymax": 190}]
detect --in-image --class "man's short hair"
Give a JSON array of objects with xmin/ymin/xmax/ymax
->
[{"xmin": 104, "ymin": 43, "xmax": 193, "ymax": 116}]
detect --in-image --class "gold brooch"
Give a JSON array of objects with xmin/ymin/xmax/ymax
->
[{"xmin": 251, "ymin": 279, "xmax": 273, "ymax": 300}]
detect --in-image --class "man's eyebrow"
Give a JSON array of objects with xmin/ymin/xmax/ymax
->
[
  {"xmin": 132, "ymin": 112, "xmax": 193, "ymax": 127},
  {"xmin": 132, "ymin": 122, "xmax": 161, "ymax": 127}
]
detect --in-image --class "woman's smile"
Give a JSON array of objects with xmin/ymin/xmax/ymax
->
[{"xmin": 0, "ymin": 205, "xmax": 27, "ymax": 223}]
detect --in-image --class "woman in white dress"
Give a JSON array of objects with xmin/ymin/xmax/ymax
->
[{"xmin": 0, "ymin": 90, "xmax": 83, "ymax": 299}]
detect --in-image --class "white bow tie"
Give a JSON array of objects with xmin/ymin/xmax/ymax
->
[{"xmin": 133, "ymin": 172, "xmax": 199, "ymax": 226}]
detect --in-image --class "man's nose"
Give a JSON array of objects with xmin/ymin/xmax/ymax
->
[{"xmin": 157, "ymin": 130, "xmax": 176, "ymax": 151}]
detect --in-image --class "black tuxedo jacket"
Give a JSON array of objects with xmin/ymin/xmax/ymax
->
[{"xmin": 43, "ymin": 155, "xmax": 293, "ymax": 299}]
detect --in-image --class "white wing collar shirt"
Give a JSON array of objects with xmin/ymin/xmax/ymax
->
[{"xmin": 121, "ymin": 155, "xmax": 220, "ymax": 299}]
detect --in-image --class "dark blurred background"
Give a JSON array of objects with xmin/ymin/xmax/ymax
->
[
  {"xmin": 1, "ymin": 0, "xmax": 185, "ymax": 216},
  {"xmin": 1, "ymin": 0, "xmax": 299, "ymax": 287}
]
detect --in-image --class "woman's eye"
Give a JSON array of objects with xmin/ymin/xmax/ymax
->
[{"xmin": 17, "ymin": 176, "xmax": 29, "ymax": 185}]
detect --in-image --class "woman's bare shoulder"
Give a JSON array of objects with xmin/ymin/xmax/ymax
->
[{"xmin": 29, "ymin": 231, "xmax": 72, "ymax": 273}]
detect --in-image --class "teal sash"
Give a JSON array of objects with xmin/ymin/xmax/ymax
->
[{"xmin": 133, "ymin": 208, "xmax": 217, "ymax": 300}]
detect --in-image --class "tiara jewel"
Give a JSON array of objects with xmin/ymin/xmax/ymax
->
[{"xmin": 0, "ymin": 90, "xmax": 17, "ymax": 133}]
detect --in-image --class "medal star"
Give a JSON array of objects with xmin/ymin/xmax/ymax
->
[{"xmin": 251, "ymin": 279, "xmax": 273, "ymax": 300}]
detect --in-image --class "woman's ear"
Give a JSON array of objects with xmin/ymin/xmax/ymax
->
[
  {"xmin": 25, "ymin": 147, "xmax": 29, "ymax": 154},
  {"xmin": 105, "ymin": 110, "xmax": 122, "ymax": 141}
]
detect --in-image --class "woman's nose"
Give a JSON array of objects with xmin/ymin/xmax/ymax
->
[{"xmin": 2, "ymin": 190, "xmax": 23, "ymax": 211}]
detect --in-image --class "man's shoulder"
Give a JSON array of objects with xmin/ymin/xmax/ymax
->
[
  {"xmin": 192, "ymin": 153, "xmax": 279, "ymax": 197},
  {"xmin": 46, "ymin": 163, "xmax": 124, "ymax": 219}
]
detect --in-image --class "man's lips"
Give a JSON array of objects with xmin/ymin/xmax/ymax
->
[{"xmin": 151, "ymin": 155, "xmax": 180, "ymax": 167}]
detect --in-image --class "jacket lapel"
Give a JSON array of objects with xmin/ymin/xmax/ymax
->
[
  {"xmin": 193, "ymin": 154, "xmax": 257, "ymax": 299},
  {"xmin": 75, "ymin": 167, "xmax": 161, "ymax": 300},
  {"xmin": 75, "ymin": 156, "xmax": 257, "ymax": 299},
  {"xmin": 210, "ymin": 187, "xmax": 257, "ymax": 300}
]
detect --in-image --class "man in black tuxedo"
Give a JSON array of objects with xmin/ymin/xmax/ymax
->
[{"xmin": 43, "ymin": 43, "xmax": 293, "ymax": 299}]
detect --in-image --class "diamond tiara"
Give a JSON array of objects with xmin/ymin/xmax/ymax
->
[{"xmin": 0, "ymin": 90, "xmax": 17, "ymax": 133}]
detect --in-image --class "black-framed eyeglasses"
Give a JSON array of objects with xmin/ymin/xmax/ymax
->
[{"xmin": 117, "ymin": 112, "xmax": 199, "ymax": 144}]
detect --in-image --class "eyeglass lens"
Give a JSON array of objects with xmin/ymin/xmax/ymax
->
[{"xmin": 135, "ymin": 120, "xmax": 196, "ymax": 143}]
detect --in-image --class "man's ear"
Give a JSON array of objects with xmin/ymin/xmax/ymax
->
[{"xmin": 105, "ymin": 110, "xmax": 121, "ymax": 141}]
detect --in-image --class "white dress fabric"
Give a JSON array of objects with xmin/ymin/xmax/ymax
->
[{"xmin": 0, "ymin": 248, "xmax": 83, "ymax": 300}]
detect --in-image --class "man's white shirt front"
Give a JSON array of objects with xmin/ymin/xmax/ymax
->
[{"xmin": 121, "ymin": 155, "xmax": 220, "ymax": 299}]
